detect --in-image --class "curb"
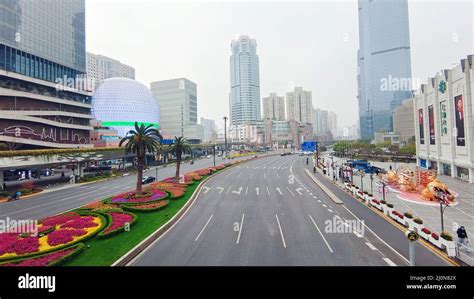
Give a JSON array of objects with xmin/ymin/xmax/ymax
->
[
  {"xmin": 112, "ymin": 156, "xmax": 266, "ymax": 266},
  {"xmin": 305, "ymin": 168, "xmax": 343, "ymax": 204}
]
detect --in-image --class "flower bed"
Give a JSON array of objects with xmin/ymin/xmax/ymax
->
[
  {"xmin": 0, "ymin": 244, "xmax": 84, "ymax": 267},
  {"xmin": 98, "ymin": 212, "xmax": 137, "ymax": 238},
  {"xmin": 110, "ymin": 189, "xmax": 167, "ymax": 204},
  {"xmin": 122, "ymin": 200, "xmax": 169, "ymax": 213},
  {"xmin": 163, "ymin": 177, "xmax": 194, "ymax": 185},
  {"xmin": 0, "ymin": 212, "xmax": 103, "ymax": 262},
  {"xmin": 185, "ymin": 172, "xmax": 203, "ymax": 181},
  {"xmin": 151, "ymin": 182, "xmax": 186, "ymax": 198}
]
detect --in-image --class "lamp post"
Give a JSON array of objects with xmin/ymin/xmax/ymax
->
[
  {"xmin": 370, "ymin": 173, "xmax": 373, "ymax": 194},
  {"xmin": 213, "ymin": 144, "xmax": 216, "ymax": 167},
  {"xmin": 360, "ymin": 170, "xmax": 365, "ymax": 192},
  {"xmin": 435, "ymin": 189, "xmax": 450, "ymax": 233},
  {"xmin": 223, "ymin": 116, "xmax": 228, "ymax": 158}
]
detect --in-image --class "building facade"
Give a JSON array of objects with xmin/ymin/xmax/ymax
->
[
  {"xmin": 392, "ymin": 98, "xmax": 415, "ymax": 145},
  {"xmin": 91, "ymin": 78, "xmax": 160, "ymax": 137},
  {"xmin": 150, "ymin": 78, "xmax": 203, "ymax": 142},
  {"xmin": 229, "ymin": 35, "xmax": 261, "ymax": 126},
  {"xmin": 263, "ymin": 92, "xmax": 285, "ymax": 121},
  {"xmin": 357, "ymin": 0, "xmax": 412, "ymax": 140},
  {"xmin": 0, "ymin": 0, "xmax": 93, "ymax": 149},
  {"xmin": 414, "ymin": 55, "xmax": 474, "ymax": 183},
  {"xmin": 200, "ymin": 117, "xmax": 217, "ymax": 143},
  {"xmin": 312, "ymin": 108, "xmax": 329, "ymax": 134},
  {"xmin": 86, "ymin": 52, "xmax": 135, "ymax": 85},
  {"xmin": 286, "ymin": 87, "xmax": 312, "ymax": 123}
]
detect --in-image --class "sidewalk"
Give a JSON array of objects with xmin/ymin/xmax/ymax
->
[{"xmin": 321, "ymin": 153, "xmax": 474, "ymax": 265}]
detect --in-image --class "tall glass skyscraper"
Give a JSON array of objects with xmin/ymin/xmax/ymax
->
[
  {"xmin": 357, "ymin": 0, "xmax": 412, "ymax": 140},
  {"xmin": 0, "ymin": 0, "xmax": 92, "ymax": 149},
  {"xmin": 229, "ymin": 35, "xmax": 261, "ymax": 126}
]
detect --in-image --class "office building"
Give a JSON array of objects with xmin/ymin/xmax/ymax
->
[
  {"xmin": 263, "ymin": 93, "xmax": 285, "ymax": 121},
  {"xmin": 0, "ymin": 0, "xmax": 93, "ymax": 149},
  {"xmin": 286, "ymin": 87, "xmax": 312, "ymax": 123},
  {"xmin": 86, "ymin": 52, "xmax": 135, "ymax": 85},
  {"xmin": 229, "ymin": 35, "xmax": 261, "ymax": 125},
  {"xmin": 150, "ymin": 78, "xmax": 203, "ymax": 143},
  {"xmin": 200, "ymin": 118, "xmax": 217, "ymax": 143},
  {"xmin": 357, "ymin": 0, "xmax": 412, "ymax": 140},
  {"xmin": 414, "ymin": 55, "xmax": 474, "ymax": 183},
  {"xmin": 312, "ymin": 108, "xmax": 329, "ymax": 134},
  {"xmin": 392, "ymin": 98, "xmax": 415, "ymax": 145}
]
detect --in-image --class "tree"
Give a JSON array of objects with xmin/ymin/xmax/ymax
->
[
  {"xmin": 119, "ymin": 122, "xmax": 162, "ymax": 194},
  {"xmin": 168, "ymin": 136, "xmax": 192, "ymax": 179},
  {"xmin": 399, "ymin": 143, "xmax": 416, "ymax": 156}
]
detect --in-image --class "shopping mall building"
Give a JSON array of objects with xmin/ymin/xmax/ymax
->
[{"xmin": 413, "ymin": 54, "xmax": 474, "ymax": 183}]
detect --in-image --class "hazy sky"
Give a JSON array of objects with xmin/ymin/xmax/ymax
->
[{"xmin": 86, "ymin": 0, "xmax": 473, "ymax": 129}]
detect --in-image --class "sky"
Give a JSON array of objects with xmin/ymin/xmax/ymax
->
[{"xmin": 85, "ymin": 0, "xmax": 473, "ymax": 130}]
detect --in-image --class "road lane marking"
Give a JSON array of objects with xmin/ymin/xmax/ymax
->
[
  {"xmin": 202, "ymin": 186, "xmax": 211, "ymax": 194},
  {"xmin": 276, "ymin": 188, "xmax": 283, "ymax": 196},
  {"xmin": 195, "ymin": 214, "xmax": 214, "ymax": 241},
  {"xmin": 322, "ymin": 204, "xmax": 327, "ymax": 208},
  {"xmin": 295, "ymin": 188, "xmax": 303, "ymax": 195},
  {"xmin": 255, "ymin": 187, "xmax": 260, "ymax": 195},
  {"xmin": 313, "ymin": 196, "xmax": 318, "ymax": 199},
  {"xmin": 317, "ymin": 200, "xmax": 322, "ymax": 203},
  {"xmin": 275, "ymin": 173, "xmax": 280, "ymax": 178},
  {"xmin": 266, "ymin": 187, "xmax": 270, "ymax": 196},
  {"xmin": 383, "ymin": 258, "xmax": 397, "ymax": 266},
  {"xmin": 308, "ymin": 215, "xmax": 334, "ymax": 253},
  {"xmin": 236, "ymin": 213, "xmax": 245, "ymax": 244},
  {"xmin": 275, "ymin": 214, "xmax": 287, "ymax": 248},
  {"xmin": 250, "ymin": 173, "xmax": 253, "ymax": 179},
  {"xmin": 226, "ymin": 186, "xmax": 231, "ymax": 194},
  {"xmin": 264, "ymin": 173, "xmax": 266, "ymax": 179},
  {"xmin": 245, "ymin": 186, "xmax": 248, "ymax": 195},
  {"xmin": 286, "ymin": 187, "xmax": 295, "ymax": 196},
  {"xmin": 328, "ymin": 209, "xmax": 333, "ymax": 213},
  {"xmin": 365, "ymin": 242, "xmax": 378, "ymax": 250},
  {"xmin": 216, "ymin": 187, "xmax": 224, "ymax": 194}
]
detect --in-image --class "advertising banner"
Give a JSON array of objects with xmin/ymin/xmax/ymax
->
[
  {"xmin": 454, "ymin": 95, "xmax": 465, "ymax": 146},
  {"xmin": 428, "ymin": 105, "xmax": 435, "ymax": 145},
  {"xmin": 418, "ymin": 109, "xmax": 424, "ymax": 144},
  {"xmin": 440, "ymin": 101, "xmax": 448, "ymax": 136}
]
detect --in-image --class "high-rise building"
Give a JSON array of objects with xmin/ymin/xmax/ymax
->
[
  {"xmin": 263, "ymin": 93, "xmax": 285, "ymax": 121},
  {"xmin": 0, "ymin": 0, "xmax": 93, "ymax": 149},
  {"xmin": 328, "ymin": 111, "xmax": 338, "ymax": 136},
  {"xmin": 86, "ymin": 52, "xmax": 135, "ymax": 85},
  {"xmin": 150, "ymin": 78, "xmax": 203, "ymax": 143},
  {"xmin": 229, "ymin": 35, "xmax": 261, "ymax": 126},
  {"xmin": 312, "ymin": 108, "xmax": 329, "ymax": 134},
  {"xmin": 286, "ymin": 87, "xmax": 312, "ymax": 123},
  {"xmin": 392, "ymin": 98, "xmax": 414, "ymax": 145},
  {"xmin": 200, "ymin": 117, "xmax": 217, "ymax": 143},
  {"xmin": 357, "ymin": 0, "xmax": 412, "ymax": 140}
]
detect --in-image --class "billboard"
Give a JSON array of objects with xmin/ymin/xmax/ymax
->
[
  {"xmin": 440, "ymin": 101, "xmax": 448, "ymax": 136},
  {"xmin": 418, "ymin": 109, "xmax": 424, "ymax": 144},
  {"xmin": 428, "ymin": 105, "xmax": 435, "ymax": 145},
  {"xmin": 301, "ymin": 141, "xmax": 317, "ymax": 152},
  {"xmin": 454, "ymin": 95, "xmax": 465, "ymax": 146}
]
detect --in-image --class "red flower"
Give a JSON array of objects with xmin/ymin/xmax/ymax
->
[
  {"xmin": 421, "ymin": 227, "xmax": 431, "ymax": 234},
  {"xmin": 47, "ymin": 229, "xmax": 87, "ymax": 247},
  {"xmin": 103, "ymin": 212, "xmax": 134, "ymax": 234},
  {"xmin": 431, "ymin": 233, "xmax": 439, "ymax": 240}
]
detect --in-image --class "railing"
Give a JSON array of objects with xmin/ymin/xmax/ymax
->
[{"xmin": 3, "ymin": 107, "xmax": 91, "ymax": 115}]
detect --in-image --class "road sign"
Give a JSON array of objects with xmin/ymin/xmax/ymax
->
[{"xmin": 405, "ymin": 230, "xmax": 419, "ymax": 242}]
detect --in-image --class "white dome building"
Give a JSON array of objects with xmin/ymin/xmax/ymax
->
[{"xmin": 92, "ymin": 78, "xmax": 160, "ymax": 137}]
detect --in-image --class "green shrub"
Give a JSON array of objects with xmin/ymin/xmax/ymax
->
[
  {"xmin": 413, "ymin": 218, "xmax": 423, "ymax": 224},
  {"xmin": 440, "ymin": 232, "xmax": 453, "ymax": 241},
  {"xmin": 386, "ymin": 203, "xmax": 394, "ymax": 208},
  {"xmin": 404, "ymin": 212, "xmax": 413, "ymax": 219},
  {"xmin": 0, "ymin": 191, "xmax": 10, "ymax": 198},
  {"xmin": 381, "ymin": 200, "xmax": 387, "ymax": 204}
]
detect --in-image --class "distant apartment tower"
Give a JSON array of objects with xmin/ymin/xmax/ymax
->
[
  {"xmin": 312, "ymin": 108, "xmax": 329, "ymax": 134},
  {"xmin": 392, "ymin": 98, "xmax": 414, "ymax": 144},
  {"xmin": 357, "ymin": 0, "xmax": 412, "ymax": 140},
  {"xmin": 328, "ymin": 111, "xmax": 338, "ymax": 136},
  {"xmin": 200, "ymin": 117, "xmax": 217, "ymax": 142},
  {"xmin": 229, "ymin": 35, "xmax": 261, "ymax": 125},
  {"xmin": 150, "ymin": 78, "xmax": 203, "ymax": 142},
  {"xmin": 0, "ymin": 0, "xmax": 93, "ymax": 149},
  {"xmin": 287, "ymin": 87, "xmax": 312, "ymax": 123},
  {"xmin": 263, "ymin": 93, "xmax": 285, "ymax": 121},
  {"xmin": 86, "ymin": 52, "xmax": 135, "ymax": 84}
]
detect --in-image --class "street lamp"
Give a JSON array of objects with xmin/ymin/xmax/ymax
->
[
  {"xmin": 213, "ymin": 144, "xmax": 216, "ymax": 167},
  {"xmin": 360, "ymin": 170, "xmax": 365, "ymax": 192},
  {"xmin": 370, "ymin": 173, "xmax": 373, "ymax": 194},
  {"xmin": 434, "ymin": 189, "xmax": 450, "ymax": 233}
]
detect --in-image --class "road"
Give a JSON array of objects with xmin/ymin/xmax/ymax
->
[
  {"xmin": 0, "ymin": 156, "xmax": 249, "ymax": 222},
  {"xmin": 132, "ymin": 155, "xmax": 452, "ymax": 266}
]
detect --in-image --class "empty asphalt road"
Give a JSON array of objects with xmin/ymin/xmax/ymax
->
[
  {"xmin": 132, "ymin": 155, "xmax": 452, "ymax": 266},
  {"xmin": 0, "ymin": 156, "xmax": 250, "ymax": 222}
]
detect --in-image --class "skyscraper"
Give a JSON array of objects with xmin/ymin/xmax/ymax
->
[
  {"xmin": 229, "ymin": 35, "xmax": 261, "ymax": 126},
  {"xmin": 150, "ymin": 78, "xmax": 203, "ymax": 143},
  {"xmin": 0, "ymin": 0, "xmax": 92, "ymax": 149},
  {"xmin": 286, "ymin": 87, "xmax": 312, "ymax": 123},
  {"xmin": 263, "ymin": 93, "xmax": 285, "ymax": 121},
  {"xmin": 357, "ymin": 0, "xmax": 412, "ymax": 140}
]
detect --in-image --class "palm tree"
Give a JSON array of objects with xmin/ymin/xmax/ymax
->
[
  {"xmin": 119, "ymin": 122, "xmax": 162, "ymax": 194},
  {"xmin": 168, "ymin": 136, "xmax": 192, "ymax": 179}
]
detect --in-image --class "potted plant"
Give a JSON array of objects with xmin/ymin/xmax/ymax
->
[
  {"xmin": 420, "ymin": 227, "xmax": 431, "ymax": 240},
  {"xmin": 429, "ymin": 232, "xmax": 442, "ymax": 248},
  {"xmin": 440, "ymin": 232, "xmax": 456, "ymax": 257}
]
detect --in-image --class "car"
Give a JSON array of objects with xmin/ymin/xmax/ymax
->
[
  {"xmin": 142, "ymin": 176, "xmax": 156, "ymax": 184},
  {"xmin": 206, "ymin": 155, "xmax": 212, "ymax": 158}
]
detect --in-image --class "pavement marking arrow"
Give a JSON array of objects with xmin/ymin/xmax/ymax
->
[
  {"xmin": 232, "ymin": 187, "xmax": 243, "ymax": 195},
  {"xmin": 216, "ymin": 187, "xmax": 224, "ymax": 194},
  {"xmin": 202, "ymin": 186, "xmax": 211, "ymax": 194},
  {"xmin": 295, "ymin": 188, "xmax": 303, "ymax": 195},
  {"xmin": 276, "ymin": 187, "xmax": 283, "ymax": 196},
  {"xmin": 255, "ymin": 187, "xmax": 260, "ymax": 195}
]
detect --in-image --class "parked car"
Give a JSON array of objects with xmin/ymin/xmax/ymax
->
[{"xmin": 142, "ymin": 176, "xmax": 156, "ymax": 184}]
